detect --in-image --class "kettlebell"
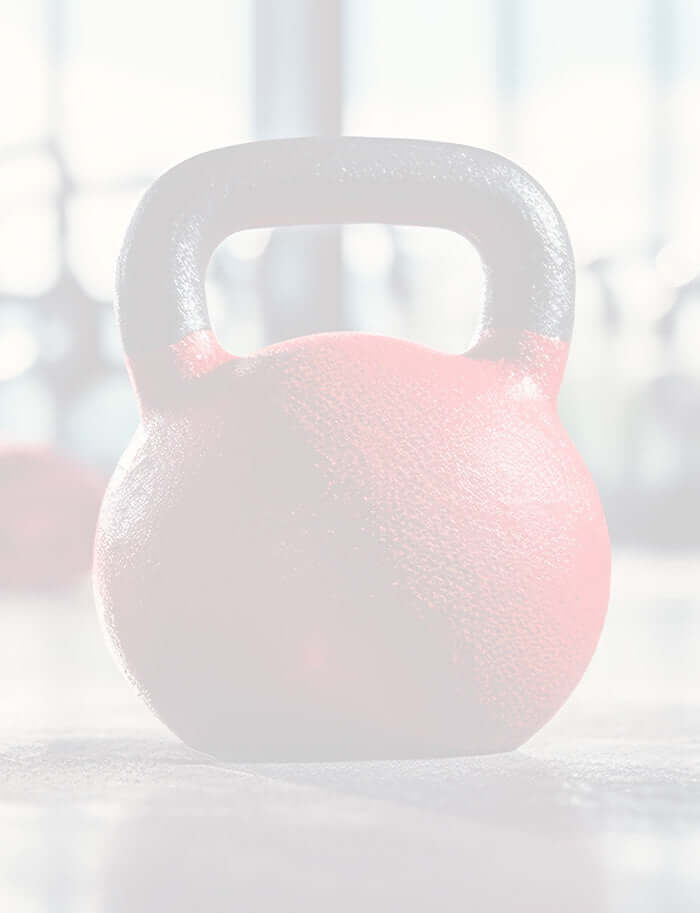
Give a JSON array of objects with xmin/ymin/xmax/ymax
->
[{"xmin": 94, "ymin": 138, "xmax": 610, "ymax": 760}]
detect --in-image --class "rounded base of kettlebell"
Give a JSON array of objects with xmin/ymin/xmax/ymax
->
[
  {"xmin": 160, "ymin": 709, "xmax": 530, "ymax": 763},
  {"xmin": 189, "ymin": 744, "xmax": 526, "ymax": 764},
  {"xmin": 180, "ymin": 740, "xmax": 527, "ymax": 764}
]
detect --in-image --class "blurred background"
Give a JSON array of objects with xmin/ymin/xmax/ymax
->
[
  {"xmin": 2, "ymin": 0, "xmax": 700, "ymax": 545},
  {"xmin": 1, "ymin": 4, "xmax": 699, "ymax": 911}
]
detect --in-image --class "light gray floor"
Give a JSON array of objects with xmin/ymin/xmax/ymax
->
[{"xmin": 1, "ymin": 549, "xmax": 698, "ymax": 912}]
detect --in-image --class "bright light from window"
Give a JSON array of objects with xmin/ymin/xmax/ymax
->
[
  {"xmin": 0, "ymin": 325, "xmax": 40, "ymax": 380},
  {"xmin": 64, "ymin": 0, "xmax": 252, "ymax": 181},
  {"xmin": 224, "ymin": 228, "xmax": 272, "ymax": 262},
  {"xmin": 0, "ymin": 205, "xmax": 58, "ymax": 296},
  {"xmin": 67, "ymin": 191, "xmax": 145, "ymax": 300},
  {"xmin": 613, "ymin": 261, "xmax": 672, "ymax": 324},
  {"xmin": 656, "ymin": 241, "xmax": 700, "ymax": 288},
  {"xmin": 0, "ymin": 18, "xmax": 47, "ymax": 145},
  {"xmin": 343, "ymin": 225, "xmax": 393, "ymax": 275}
]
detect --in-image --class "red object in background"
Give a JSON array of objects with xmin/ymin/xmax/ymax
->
[{"xmin": 0, "ymin": 445, "xmax": 104, "ymax": 590}]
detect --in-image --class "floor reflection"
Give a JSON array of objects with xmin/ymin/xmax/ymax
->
[{"xmin": 0, "ymin": 549, "xmax": 698, "ymax": 911}]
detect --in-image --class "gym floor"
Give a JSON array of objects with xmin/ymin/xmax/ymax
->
[{"xmin": 1, "ymin": 548, "xmax": 697, "ymax": 912}]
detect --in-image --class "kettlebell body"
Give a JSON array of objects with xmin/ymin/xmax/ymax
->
[{"xmin": 95, "ymin": 138, "xmax": 610, "ymax": 759}]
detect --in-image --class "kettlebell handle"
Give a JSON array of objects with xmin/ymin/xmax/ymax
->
[{"xmin": 117, "ymin": 137, "xmax": 574, "ymax": 387}]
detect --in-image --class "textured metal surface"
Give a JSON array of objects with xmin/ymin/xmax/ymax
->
[
  {"xmin": 95, "ymin": 330, "xmax": 609, "ymax": 759},
  {"xmin": 97, "ymin": 137, "xmax": 599, "ymax": 760}
]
